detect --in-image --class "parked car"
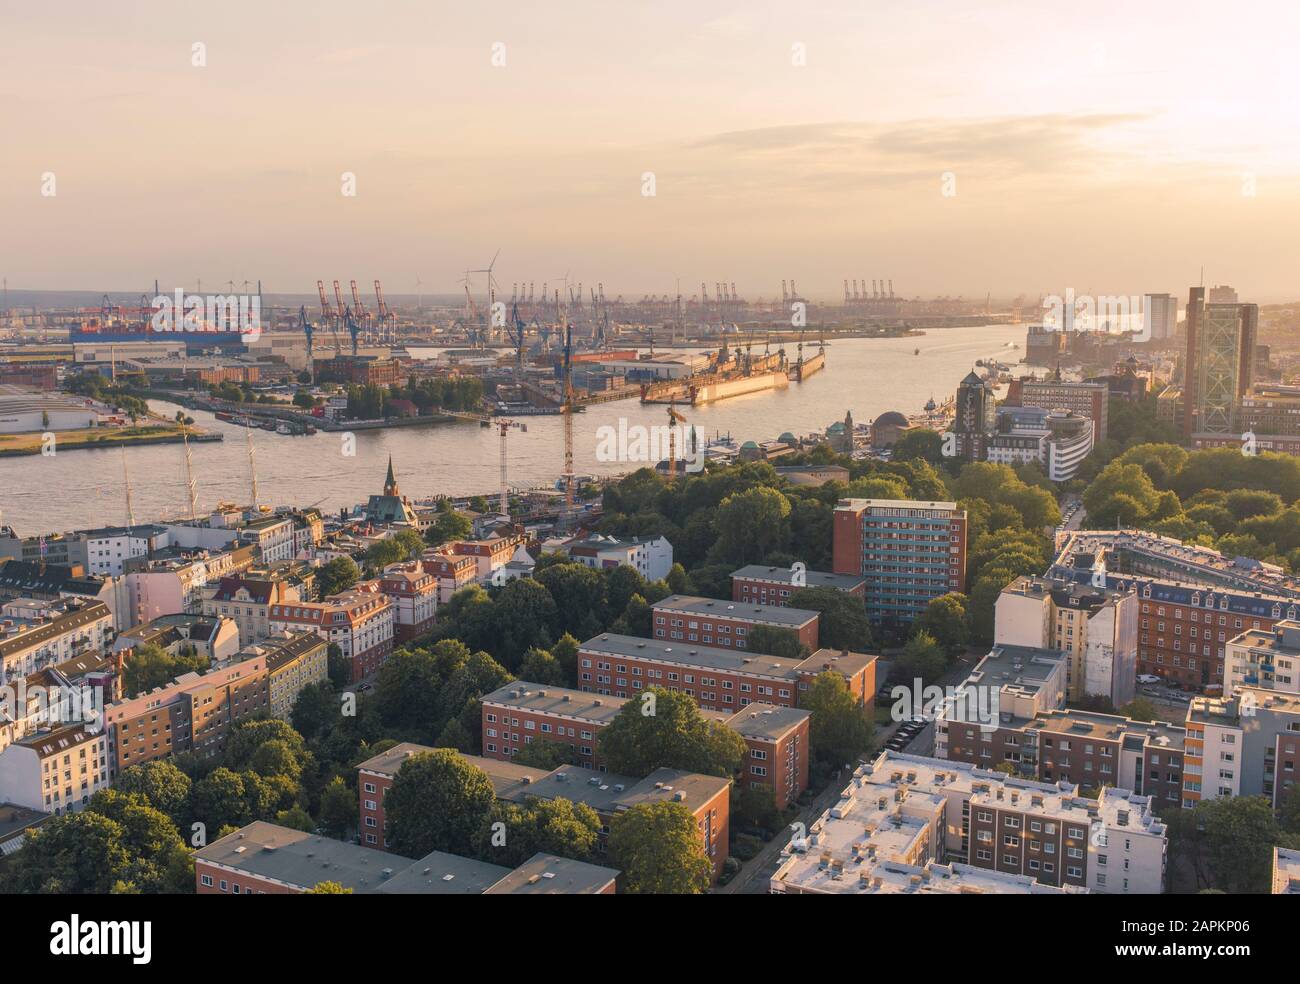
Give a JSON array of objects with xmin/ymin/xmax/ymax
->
[{"xmin": 1137, "ymin": 674, "xmax": 1161, "ymax": 684}]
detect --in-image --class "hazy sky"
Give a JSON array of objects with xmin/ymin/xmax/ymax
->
[{"xmin": 3, "ymin": 0, "xmax": 1298, "ymax": 301}]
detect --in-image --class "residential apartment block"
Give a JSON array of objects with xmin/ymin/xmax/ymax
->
[
  {"xmin": 651, "ymin": 594, "xmax": 821, "ymax": 651},
  {"xmin": 479, "ymin": 681, "xmax": 811, "ymax": 805},
  {"xmin": 995, "ymin": 576, "xmax": 1138, "ymax": 706},
  {"xmin": 1185, "ymin": 687, "xmax": 1300, "ymax": 809},
  {"xmin": 576, "ymin": 633, "xmax": 876, "ymax": 709},
  {"xmin": 557, "ymin": 534, "xmax": 674, "ymax": 583},
  {"xmin": 377, "ymin": 565, "xmax": 438, "ymax": 643},
  {"xmin": 355, "ymin": 745, "xmax": 731, "ymax": 880},
  {"xmin": 204, "ymin": 572, "xmax": 307, "ymax": 647},
  {"xmin": 1224, "ymin": 621, "xmax": 1300, "ymax": 697},
  {"xmin": 100, "ymin": 653, "xmax": 270, "ymax": 775},
  {"xmin": 241, "ymin": 631, "xmax": 329, "ymax": 720},
  {"xmin": 1052, "ymin": 531, "xmax": 1300, "ymax": 689},
  {"xmin": 0, "ymin": 724, "xmax": 110, "ymax": 816},
  {"xmin": 772, "ymin": 751, "xmax": 1166, "ymax": 894},
  {"xmin": 832, "ymin": 498, "xmax": 967, "ymax": 624},
  {"xmin": 730, "ymin": 565, "xmax": 865, "ymax": 607},
  {"xmin": 0, "ymin": 598, "xmax": 113, "ymax": 680},
  {"xmin": 194, "ymin": 820, "xmax": 619, "ymax": 894},
  {"xmin": 269, "ymin": 583, "xmax": 394, "ymax": 683}
]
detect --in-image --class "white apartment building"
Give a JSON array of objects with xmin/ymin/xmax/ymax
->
[
  {"xmin": 996, "ymin": 576, "xmax": 1138, "ymax": 706},
  {"xmin": 1224, "ymin": 621, "xmax": 1300, "ymax": 698},
  {"xmin": 559, "ymin": 534, "xmax": 675, "ymax": 583},
  {"xmin": 0, "ymin": 724, "xmax": 111, "ymax": 815},
  {"xmin": 771, "ymin": 751, "xmax": 1166, "ymax": 895},
  {"xmin": 0, "ymin": 599, "xmax": 114, "ymax": 680}
]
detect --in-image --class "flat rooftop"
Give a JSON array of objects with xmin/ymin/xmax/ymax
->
[
  {"xmin": 484, "ymin": 852, "xmax": 619, "ymax": 894},
  {"xmin": 730, "ymin": 565, "xmax": 866, "ymax": 591},
  {"xmin": 374, "ymin": 851, "xmax": 510, "ymax": 895},
  {"xmin": 835, "ymin": 498, "xmax": 959, "ymax": 512},
  {"xmin": 480, "ymin": 681, "xmax": 626, "ymax": 726},
  {"xmin": 1027, "ymin": 709, "xmax": 1186, "ymax": 752},
  {"xmin": 652, "ymin": 594, "xmax": 820, "ymax": 628},
  {"xmin": 581, "ymin": 633, "xmax": 804, "ymax": 680},
  {"xmin": 194, "ymin": 821, "xmax": 405, "ymax": 893},
  {"xmin": 725, "ymin": 702, "xmax": 811, "ymax": 741}
]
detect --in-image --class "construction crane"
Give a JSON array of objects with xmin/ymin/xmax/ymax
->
[
  {"xmin": 437, "ymin": 409, "xmax": 527, "ymax": 517},
  {"xmin": 561, "ymin": 317, "xmax": 575, "ymax": 524},
  {"xmin": 298, "ymin": 306, "xmax": 314, "ymax": 382},
  {"xmin": 666, "ymin": 401, "xmax": 688, "ymax": 479}
]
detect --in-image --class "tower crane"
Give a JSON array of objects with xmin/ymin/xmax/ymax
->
[
  {"xmin": 436, "ymin": 408, "xmax": 528, "ymax": 518},
  {"xmin": 666, "ymin": 400, "xmax": 688, "ymax": 479},
  {"xmin": 496, "ymin": 418, "xmax": 527, "ymax": 516},
  {"xmin": 299, "ymin": 306, "xmax": 315, "ymax": 382},
  {"xmin": 561, "ymin": 317, "xmax": 575, "ymax": 525}
]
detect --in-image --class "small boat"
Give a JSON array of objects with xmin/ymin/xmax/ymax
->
[
  {"xmin": 276, "ymin": 422, "xmax": 292, "ymax": 435},
  {"xmin": 914, "ymin": 347, "xmax": 920, "ymax": 355}
]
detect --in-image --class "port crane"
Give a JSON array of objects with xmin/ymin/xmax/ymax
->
[
  {"xmin": 343, "ymin": 306, "xmax": 362, "ymax": 356},
  {"xmin": 332, "ymin": 281, "xmax": 347, "ymax": 354},
  {"xmin": 350, "ymin": 280, "xmax": 372, "ymax": 344},
  {"xmin": 374, "ymin": 280, "xmax": 395, "ymax": 344}
]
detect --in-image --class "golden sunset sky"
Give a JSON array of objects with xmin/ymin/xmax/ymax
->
[{"xmin": 3, "ymin": 0, "xmax": 1298, "ymax": 300}]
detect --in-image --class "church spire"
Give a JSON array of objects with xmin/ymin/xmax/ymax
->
[{"xmin": 384, "ymin": 455, "xmax": 399, "ymax": 497}]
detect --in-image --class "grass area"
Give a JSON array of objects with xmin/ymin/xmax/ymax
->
[{"xmin": 0, "ymin": 423, "xmax": 197, "ymax": 455}]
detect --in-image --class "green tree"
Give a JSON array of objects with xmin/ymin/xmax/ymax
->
[
  {"xmin": 788, "ymin": 585, "xmax": 874, "ymax": 651},
  {"xmin": 481, "ymin": 797, "xmax": 601, "ymax": 867},
  {"xmin": 305, "ymin": 880, "xmax": 353, "ymax": 893},
  {"xmin": 897, "ymin": 630, "xmax": 948, "ymax": 686},
  {"xmin": 598, "ymin": 687, "xmax": 746, "ymax": 779},
  {"xmin": 891, "ymin": 428, "xmax": 945, "ymax": 465},
  {"xmin": 384, "ymin": 749, "xmax": 496, "ymax": 858},
  {"xmin": 917, "ymin": 592, "xmax": 971, "ymax": 656},
  {"xmin": 113, "ymin": 760, "xmax": 192, "ymax": 824},
  {"xmin": 122, "ymin": 642, "xmax": 207, "ymax": 698},
  {"xmin": 802, "ymin": 671, "xmax": 874, "ymax": 770},
  {"xmin": 317, "ymin": 556, "xmax": 361, "ymax": 598},
  {"xmin": 518, "ymin": 647, "xmax": 567, "ymax": 686},
  {"xmin": 608, "ymin": 801, "xmax": 712, "ymax": 894},
  {"xmin": 745, "ymin": 625, "xmax": 805, "ymax": 659},
  {"xmin": 426, "ymin": 510, "xmax": 473, "ymax": 547},
  {"xmin": 366, "ymin": 538, "xmax": 408, "ymax": 569},
  {"xmin": 318, "ymin": 776, "xmax": 358, "ymax": 839},
  {"xmin": 711, "ymin": 486, "xmax": 792, "ymax": 565}
]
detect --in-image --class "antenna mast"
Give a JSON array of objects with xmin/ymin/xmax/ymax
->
[
  {"xmin": 121, "ymin": 448, "xmax": 136, "ymax": 527},
  {"xmin": 245, "ymin": 421, "xmax": 259, "ymax": 509}
]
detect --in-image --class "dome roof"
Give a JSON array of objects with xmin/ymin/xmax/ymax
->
[
  {"xmin": 873, "ymin": 411, "xmax": 909, "ymax": 428},
  {"xmin": 778, "ymin": 432, "xmax": 797, "ymax": 443},
  {"xmin": 740, "ymin": 440, "xmax": 759, "ymax": 450}
]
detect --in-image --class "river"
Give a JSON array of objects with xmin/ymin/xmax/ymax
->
[{"xmin": 0, "ymin": 323, "xmax": 1028, "ymax": 533}]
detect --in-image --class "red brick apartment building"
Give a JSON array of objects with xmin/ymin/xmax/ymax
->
[
  {"xmin": 377, "ymin": 565, "xmax": 438, "ymax": 642},
  {"xmin": 731, "ymin": 565, "xmax": 866, "ymax": 606},
  {"xmin": 269, "ymin": 582, "xmax": 393, "ymax": 682},
  {"xmin": 355, "ymin": 746, "xmax": 731, "ymax": 881},
  {"xmin": 479, "ymin": 682, "xmax": 811, "ymax": 805},
  {"xmin": 652, "ymin": 594, "xmax": 821, "ymax": 651},
  {"xmin": 100, "ymin": 654, "xmax": 270, "ymax": 776},
  {"xmin": 941, "ymin": 709, "xmax": 1187, "ymax": 815},
  {"xmin": 577, "ymin": 633, "xmax": 876, "ymax": 709},
  {"xmin": 194, "ymin": 821, "xmax": 619, "ymax": 894}
]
